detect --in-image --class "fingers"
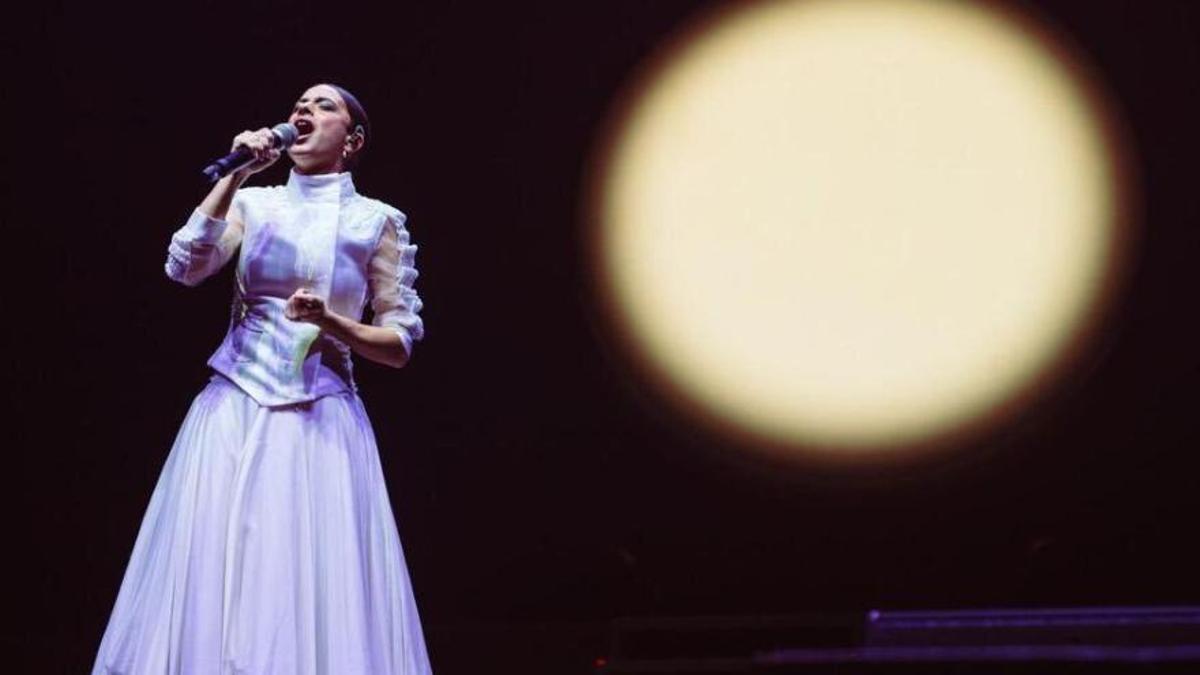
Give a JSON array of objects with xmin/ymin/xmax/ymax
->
[
  {"xmin": 230, "ymin": 128, "xmax": 284, "ymax": 176},
  {"xmin": 284, "ymin": 289, "xmax": 326, "ymax": 323},
  {"xmin": 285, "ymin": 300, "xmax": 314, "ymax": 322},
  {"xmin": 298, "ymin": 295, "xmax": 323, "ymax": 313},
  {"xmin": 232, "ymin": 128, "xmax": 274, "ymax": 153}
]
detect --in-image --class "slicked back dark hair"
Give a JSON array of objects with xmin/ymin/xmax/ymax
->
[{"xmin": 324, "ymin": 83, "xmax": 370, "ymax": 171}]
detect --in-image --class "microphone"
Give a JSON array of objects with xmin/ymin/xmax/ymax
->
[{"xmin": 201, "ymin": 123, "xmax": 299, "ymax": 183}]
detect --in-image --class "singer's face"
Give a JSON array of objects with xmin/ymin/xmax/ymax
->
[{"xmin": 287, "ymin": 84, "xmax": 355, "ymax": 174}]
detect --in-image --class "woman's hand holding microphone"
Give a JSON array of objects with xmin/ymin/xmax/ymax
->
[
  {"xmin": 197, "ymin": 127, "xmax": 285, "ymax": 225},
  {"xmin": 230, "ymin": 128, "xmax": 284, "ymax": 180}
]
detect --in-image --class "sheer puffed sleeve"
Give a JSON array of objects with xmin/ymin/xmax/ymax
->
[
  {"xmin": 164, "ymin": 200, "xmax": 245, "ymax": 287},
  {"xmin": 367, "ymin": 208, "xmax": 425, "ymax": 359}
]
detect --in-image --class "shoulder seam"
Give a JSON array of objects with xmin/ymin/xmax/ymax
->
[{"xmin": 358, "ymin": 196, "xmax": 407, "ymax": 225}]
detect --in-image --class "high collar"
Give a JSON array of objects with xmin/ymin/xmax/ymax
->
[{"xmin": 286, "ymin": 169, "xmax": 357, "ymax": 204}]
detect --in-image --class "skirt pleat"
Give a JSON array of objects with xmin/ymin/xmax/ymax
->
[{"xmin": 92, "ymin": 375, "xmax": 432, "ymax": 675}]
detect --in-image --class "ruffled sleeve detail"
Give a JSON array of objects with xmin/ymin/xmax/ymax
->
[
  {"xmin": 165, "ymin": 196, "xmax": 246, "ymax": 287},
  {"xmin": 367, "ymin": 205, "xmax": 425, "ymax": 358}
]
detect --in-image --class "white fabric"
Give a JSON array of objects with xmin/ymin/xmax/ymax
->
[
  {"xmin": 91, "ymin": 375, "xmax": 433, "ymax": 675},
  {"xmin": 165, "ymin": 170, "xmax": 424, "ymax": 406},
  {"xmin": 94, "ymin": 170, "xmax": 433, "ymax": 673},
  {"xmin": 368, "ymin": 218, "xmax": 424, "ymax": 357}
]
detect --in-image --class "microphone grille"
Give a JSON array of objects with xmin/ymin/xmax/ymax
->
[{"xmin": 272, "ymin": 122, "xmax": 300, "ymax": 148}]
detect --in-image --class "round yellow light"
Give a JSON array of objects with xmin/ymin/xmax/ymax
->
[{"xmin": 592, "ymin": 0, "xmax": 1132, "ymax": 461}]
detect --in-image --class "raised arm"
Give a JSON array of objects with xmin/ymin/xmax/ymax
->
[
  {"xmin": 165, "ymin": 174, "xmax": 247, "ymax": 286},
  {"xmin": 165, "ymin": 127, "xmax": 282, "ymax": 286}
]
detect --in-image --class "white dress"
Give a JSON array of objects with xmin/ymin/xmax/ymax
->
[{"xmin": 91, "ymin": 170, "xmax": 433, "ymax": 675}]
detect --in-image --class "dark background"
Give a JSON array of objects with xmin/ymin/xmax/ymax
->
[{"xmin": 8, "ymin": 1, "xmax": 1200, "ymax": 672}]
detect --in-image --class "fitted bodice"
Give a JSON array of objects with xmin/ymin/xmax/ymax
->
[{"xmin": 166, "ymin": 170, "xmax": 424, "ymax": 406}]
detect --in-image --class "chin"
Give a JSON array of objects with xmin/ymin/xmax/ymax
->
[{"xmin": 290, "ymin": 156, "xmax": 332, "ymax": 174}]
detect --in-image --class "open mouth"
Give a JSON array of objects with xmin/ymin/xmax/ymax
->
[{"xmin": 293, "ymin": 118, "xmax": 315, "ymax": 142}]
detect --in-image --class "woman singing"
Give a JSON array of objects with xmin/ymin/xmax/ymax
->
[{"xmin": 91, "ymin": 84, "xmax": 433, "ymax": 675}]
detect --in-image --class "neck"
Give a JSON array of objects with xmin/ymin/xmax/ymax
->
[
  {"xmin": 287, "ymin": 169, "xmax": 357, "ymax": 203},
  {"xmin": 293, "ymin": 160, "xmax": 345, "ymax": 176}
]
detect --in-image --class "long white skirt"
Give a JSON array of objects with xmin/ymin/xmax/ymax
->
[{"xmin": 92, "ymin": 374, "xmax": 433, "ymax": 675}]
